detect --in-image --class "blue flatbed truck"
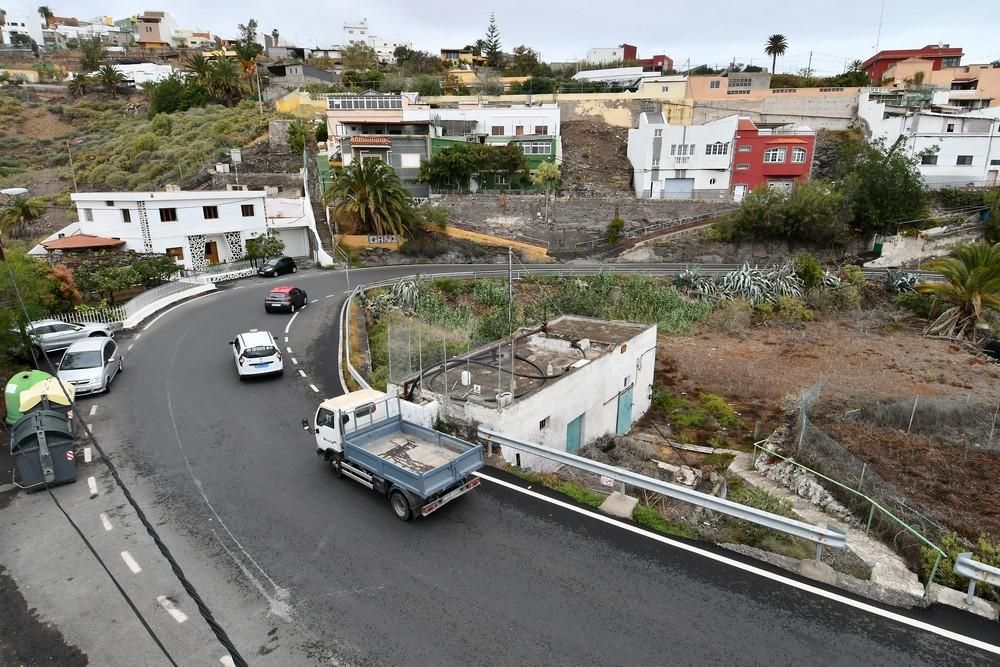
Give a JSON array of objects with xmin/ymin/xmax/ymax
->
[{"xmin": 311, "ymin": 389, "xmax": 483, "ymax": 520}]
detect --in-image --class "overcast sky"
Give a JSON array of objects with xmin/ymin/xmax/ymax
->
[{"xmin": 13, "ymin": 1, "xmax": 1000, "ymax": 74}]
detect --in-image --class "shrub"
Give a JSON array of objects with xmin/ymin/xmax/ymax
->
[
  {"xmin": 400, "ymin": 233, "xmax": 448, "ymax": 257},
  {"xmin": 430, "ymin": 278, "xmax": 468, "ymax": 296},
  {"xmin": 131, "ymin": 132, "xmax": 159, "ymax": 154},
  {"xmin": 753, "ymin": 301, "xmax": 775, "ymax": 322},
  {"xmin": 708, "ymin": 298, "xmax": 752, "ymax": 331},
  {"xmin": 472, "ymin": 279, "xmax": 508, "ymax": 307},
  {"xmin": 893, "ymin": 292, "xmax": 939, "ymax": 319},
  {"xmin": 921, "ymin": 533, "xmax": 1000, "ymax": 601},
  {"xmin": 775, "ymin": 296, "xmax": 814, "ymax": 321},
  {"xmin": 806, "ymin": 285, "xmax": 860, "ymax": 312},
  {"xmin": 150, "ymin": 113, "xmax": 173, "ymax": 136},
  {"xmin": 793, "ymin": 252, "xmax": 825, "ymax": 290},
  {"xmin": 699, "ymin": 392, "xmax": 743, "ymax": 429},
  {"xmin": 606, "ymin": 217, "xmax": 625, "ymax": 244},
  {"xmin": 840, "ymin": 264, "xmax": 865, "ymax": 287}
]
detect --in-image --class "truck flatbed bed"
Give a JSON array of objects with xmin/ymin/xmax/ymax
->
[{"xmin": 362, "ymin": 433, "xmax": 466, "ymax": 475}]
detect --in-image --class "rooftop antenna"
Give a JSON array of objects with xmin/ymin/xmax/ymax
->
[{"xmin": 873, "ymin": 0, "xmax": 886, "ymax": 52}]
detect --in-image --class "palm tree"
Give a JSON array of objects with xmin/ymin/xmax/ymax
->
[
  {"xmin": 916, "ymin": 242, "xmax": 1000, "ymax": 341},
  {"xmin": 233, "ymin": 40, "xmax": 262, "ymax": 95},
  {"xmin": 95, "ymin": 63, "xmax": 125, "ymax": 96},
  {"xmin": 848, "ymin": 59, "xmax": 863, "ymax": 73},
  {"xmin": 67, "ymin": 73, "xmax": 90, "ymax": 97},
  {"xmin": 270, "ymin": 28, "xmax": 279, "ymax": 46},
  {"xmin": 765, "ymin": 34, "xmax": 789, "ymax": 74},
  {"xmin": 206, "ymin": 57, "xmax": 248, "ymax": 105},
  {"xmin": 1, "ymin": 197, "xmax": 46, "ymax": 238},
  {"xmin": 183, "ymin": 53, "xmax": 211, "ymax": 85},
  {"xmin": 324, "ymin": 160, "xmax": 417, "ymax": 237},
  {"xmin": 38, "ymin": 6, "xmax": 54, "ymax": 28}
]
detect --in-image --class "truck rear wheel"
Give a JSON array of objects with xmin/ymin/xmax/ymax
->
[{"xmin": 389, "ymin": 490, "xmax": 412, "ymax": 521}]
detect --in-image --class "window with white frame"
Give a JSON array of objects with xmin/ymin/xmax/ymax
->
[
  {"xmin": 159, "ymin": 208, "xmax": 177, "ymax": 222},
  {"xmin": 738, "ymin": 144, "xmax": 752, "ymax": 152},
  {"xmin": 709, "ymin": 80, "xmax": 720, "ymax": 89},
  {"xmin": 791, "ymin": 147, "xmax": 807, "ymax": 164},
  {"xmin": 521, "ymin": 141, "xmax": 551, "ymax": 155},
  {"xmin": 654, "ymin": 129, "xmax": 662, "ymax": 137},
  {"xmin": 735, "ymin": 163, "xmax": 750, "ymax": 170},
  {"xmin": 956, "ymin": 155, "xmax": 973, "ymax": 166},
  {"xmin": 652, "ymin": 157, "xmax": 659, "ymax": 166},
  {"xmin": 491, "ymin": 125, "xmax": 504, "ymax": 136},
  {"xmin": 705, "ymin": 142, "xmax": 729, "ymax": 155},
  {"xmin": 763, "ymin": 147, "xmax": 786, "ymax": 163},
  {"xmin": 82, "ymin": 208, "xmax": 93, "ymax": 222},
  {"xmin": 921, "ymin": 154, "xmax": 938, "ymax": 165},
  {"xmin": 399, "ymin": 153, "xmax": 422, "ymax": 168},
  {"xmin": 121, "ymin": 209, "xmax": 131, "ymax": 223},
  {"xmin": 535, "ymin": 125, "xmax": 548, "ymax": 135},
  {"xmin": 661, "ymin": 85, "xmax": 669, "ymax": 92}
]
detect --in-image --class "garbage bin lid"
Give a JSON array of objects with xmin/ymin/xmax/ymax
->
[
  {"xmin": 5, "ymin": 370, "xmax": 53, "ymax": 424},
  {"xmin": 19, "ymin": 378, "xmax": 75, "ymax": 411}
]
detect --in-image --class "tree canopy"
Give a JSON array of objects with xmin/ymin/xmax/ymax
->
[
  {"xmin": 484, "ymin": 14, "xmax": 502, "ymax": 68},
  {"xmin": 325, "ymin": 160, "xmax": 418, "ymax": 237}
]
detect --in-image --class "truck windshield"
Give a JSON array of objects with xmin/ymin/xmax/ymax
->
[{"xmin": 244, "ymin": 345, "xmax": 276, "ymax": 358}]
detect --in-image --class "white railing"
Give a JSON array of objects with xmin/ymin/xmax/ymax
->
[{"xmin": 49, "ymin": 306, "xmax": 127, "ymax": 327}]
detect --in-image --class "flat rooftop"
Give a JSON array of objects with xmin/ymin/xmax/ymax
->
[{"xmin": 413, "ymin": 316, "xmax": 652, "ymax": 407}]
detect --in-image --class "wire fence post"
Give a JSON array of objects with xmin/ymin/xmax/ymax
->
[
  {"xmin": 906, "ymin": 396, "xmax": 919, "ymax": 435},
  {"xmin": 925, "ymin": 552, "xmax": 943, "ymax": 599}
]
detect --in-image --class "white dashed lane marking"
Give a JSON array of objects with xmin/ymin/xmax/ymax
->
[
  {"xmin": 325, "ymin": 294, "xmax": 334, "ymax": 298},
  {"xmin": 286, "ymin": 347, "xmax": 292, "ymax": 354},
  {"xmin": 89, "ymin": 405, "xmax": 98, "ymax": 416},
  {"xmin": 100, "ymin": 513, "xmax": 113, "ymax": 531},
  {"xmin": 156, "ymin": 596, "xmax": 189, "ymax": 623},
  {"xmin": 309, "ymin": 384, "xmax": 320, "ymax": 393},
  {"xmin": 121, "ymin": 551, "xmax": 142, "ymax": 574},
  {"xmin": 298, "ymin": 369, "xmax": 307, "ymax": 378},
  {"xmin": 292, "ymin": 358, "xmax": 298, "ymax": 365},
  {"xmin": 311, "ymin": 299, "xmax": 318, "ymax": 303},
  {"xmin": 87, "ymin": 476, "xmax": 98, "ymax": 498},
  {"xmin": 127, "ymin": 344, "xmax": 134, "ymax": 352},
  {"xmin": 84, "ymin": 447, "xmax": 92, "ymax": 463}
]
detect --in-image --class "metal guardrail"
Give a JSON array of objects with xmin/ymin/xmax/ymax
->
[
  {"xmin": 576, "ymin": 210, "xmax": 737, "ymax": 248},
  {"xmin": 480, "ymin": 427, "xmax": 848, "ymax": 554},
  {"xmin": 954, "ymin": 553, "xmax": 1000, "ymax": 605},
  {"xmin": 752, "ymin": 440, "xmax": 948, "ymax": 596}
]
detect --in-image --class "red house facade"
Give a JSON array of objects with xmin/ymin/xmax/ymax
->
[
  {"xmin": 860, "ymin": 44, "xmax": 964, "ymax": 83},
  {"xmin": 730, "ymin": 119, "xmax": 815, "ymax": 200}
]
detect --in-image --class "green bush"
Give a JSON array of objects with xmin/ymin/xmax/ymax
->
[
  {"xmin": 699, "ymin": 392, "xmax": 743, "ymax": 429},
  {"xmin": 793, "ymin": 252, "xmax": 825, "ymax": 290},
  {"xmin": 921, "ymin": 533, "xmax": 1000, "ymax": 601},
  {"xmin": 775, "ymin": 296, "xmax": 814, "ymax": 321},
  {"xmin": 806, "ymin": 285, "xmax": 860, "ymax": 312},
  {"xmin": 131, "ymin": 132, "xmax": 159, "ymax": 154},
  {"xmin": 150, "ymin": 113, "xmax": 173, "ymax": 136},
  {"xmin": 606, "ymin": 217, "xmax": 625, "ymax": 244},
  {"xmin": 840, "ymin": 264, "xmax": 865, "ymax": 287},
  {"xmin": 893, "ymin": 292, "xmax": 939, "ymax": 319},
  {"xmin": 430, "ymin": 278, "xmax": 469, "ymax": 296},
  {"xmin": 472, "ymin": 279, "xmax": 508, "ymax": 307},
  {"xmin": 753, "ymin": 301, "xmax": 775, "ymax": 322}
]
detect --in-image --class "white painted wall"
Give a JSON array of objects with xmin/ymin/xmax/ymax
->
[
  {"xmin": 1, "ymin": 12, "xmax": 43, "ymax": 46},
  {"xmin": 858, "ymin": 90, "xmax": 1000, "ymax": 187},
  {"xmin": 113, "ymin": 63, "xmax": 174, "ymax": 85},
  {"xmin": 410, "ymin": 105, "xmax": 562, "ymax": 137},
  {"xmin": 438, "ymin": 321, "xmax": 658, "ymax": 471},
  {"xmin": 628, "ymin": 112, "xmax": 737, "ymax": 198},
  {"xmin": 586, "ymin": 47, "xmax": 625, "ymax": 65}
]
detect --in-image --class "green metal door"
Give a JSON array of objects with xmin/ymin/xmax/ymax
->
[
  {"xmin": 566, "ymin": 414, "xmax": 583, "ymax": 453},
  {"xmin": 616, "ymin": 387, "xmax": 634, "ymax": 435}
]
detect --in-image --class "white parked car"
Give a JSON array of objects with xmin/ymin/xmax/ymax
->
[
  {"xmin": 57, "ymin": 337, "xmax": 124, "ymax": 395},
  {"xmin": 229, "ymin": 330, "xmax": 283, "ymax": 379}
]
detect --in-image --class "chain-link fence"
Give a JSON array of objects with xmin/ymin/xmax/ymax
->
[{"xmin": 792, "ymin": 383, "xmax": 949, "ymax": 570}]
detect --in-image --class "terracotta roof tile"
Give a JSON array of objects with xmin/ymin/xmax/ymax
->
[{"xmin": 42, "ymin": 234, "xmax": 125, "ymax": 251}]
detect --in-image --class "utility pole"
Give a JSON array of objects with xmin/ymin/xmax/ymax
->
[
  {"xmin": 807, "ymin": 51, "xmax": 813, "ymax": 77},
  {"xmin": 255, "ymin": 65, "xmax": 264, "ymax": 116},
  {"xmin": 65, "ymin": 140, "xmax": 78, "ymax": 192}
]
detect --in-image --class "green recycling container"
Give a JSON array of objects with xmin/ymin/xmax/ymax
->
[
  {"xmin": 10, "ymin": 409, "xmax": 77, "ymax": 492},
  {"xmin": 4, "ymin": 370, "xmax": 53, "ymax": 426}
]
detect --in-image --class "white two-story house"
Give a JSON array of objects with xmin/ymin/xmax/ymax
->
[{"xmin": 54, "ymin": 190, "xmax": 312, "ymax": 271}]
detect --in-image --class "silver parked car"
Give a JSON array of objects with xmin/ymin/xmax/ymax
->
[
  {"xmin": 26, "ymin": 319, "xmax": 115, "ymax": 355},
  {"xmin": 57, "ymin": 337, "xmax": 124, "ymax": 395}
]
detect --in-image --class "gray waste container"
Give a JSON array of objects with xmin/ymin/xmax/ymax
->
[{"xmin": 10, "ymin": 410, "xmax": 77, "ymax": 492}]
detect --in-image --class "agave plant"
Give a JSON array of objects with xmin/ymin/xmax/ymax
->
[
  {"xmin": 884, "ymin": 270, "xmax": 918, "ymax": 294},
  {"xmin": 391, "ymin": 279, "xmax": 421, "ymax": 312},
  {"xmin": 718, "ymin": 262, "xmax": 803, "ymax": 305},
  {"xmin": 821, "ymin": 271, "xmax": 842, "ymax": 288},
  {"xmin": 672, "ymin": 267, "xmax": 719, "ymax": 301}
]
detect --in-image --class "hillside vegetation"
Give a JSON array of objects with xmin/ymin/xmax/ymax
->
[{"xmin": 0, "ymin": 92, "xmax": 272, "ymax": 237}]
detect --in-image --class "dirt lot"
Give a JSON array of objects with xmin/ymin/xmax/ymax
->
[
  {"xmin": 559, "ymin": 120, "xmax": 631, "ymax": 194},
  {"xmin": 658, "ymin": 312, "xmax": 1000, "ymax": 539}
]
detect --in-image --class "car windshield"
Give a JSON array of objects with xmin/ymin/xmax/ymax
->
[
  {"xmin": 61, "ymin": 350, "xmax": 103, "ymax": 370},
  {"xmin": 263, "ymin": 259, "xmax": 279, "ymax": 267},
  {"xmin": 244, "ymin": 345, "xmax": 276, "ymax": 358}
]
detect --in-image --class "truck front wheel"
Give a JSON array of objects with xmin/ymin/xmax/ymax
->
[
  {"xmin": 389, "ymin": 490, "xmax": 412, "ymax": 521},
  {"xmin": 329, "ymin": 458, "xmax": 343, "ymax": 478}
]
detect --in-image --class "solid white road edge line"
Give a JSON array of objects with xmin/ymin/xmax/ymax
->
[
  {"xmin": 298, "ymin": 369, "xmax": 307, "ymax": 378},
  {"xmin": 284, "ymin": 311, "xmax": 299, "ymax": 335},
  {"xmin": 156, "ymin": 595, "xmax": 189, "ymax": 623},
  {"xmin": 473, "ymin": 471, "xmax": 1000, "ymax": 656},
  {"xmin": 89, "ymin": 404, "xmax": 97, "ymax": 416},
  {"xmin": 87, "ymin": 476, "xmax": 98, "ymax": 498},
  {"xmin": 120, "ymin": 551, "xmax": 142, "ymax": 574},
  {"xmin": 309, "ymin": 384, "xmax": 319, "ymax": 393},
  {"xmin": 142, "ymin": 291, "xmax": 219, "ymax": 331},
  {"xmin": 99, "ymin": 513, "xmax": 113, "ymax": 531},
  {"xmin": 83, "ymin": 447, "xmax": 92, "ymax": 463}
]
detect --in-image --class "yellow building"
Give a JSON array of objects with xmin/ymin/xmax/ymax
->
[{"xmin": 882, "ymin": 59, "xmax": 1000, "ymax": 110}]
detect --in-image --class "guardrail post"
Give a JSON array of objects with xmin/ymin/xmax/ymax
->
[
  {"xmin": 924, "ymin": 552, "xmax": 942, "ymax": 600},
  {"xmin": 966, "ymin": 578, "xmax": 978, "ymax": 605}
]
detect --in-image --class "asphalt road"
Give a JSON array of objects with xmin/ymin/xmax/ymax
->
[{"xmin": 95, "ymin": 264, "xmax": 997, "ymax": 666}]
